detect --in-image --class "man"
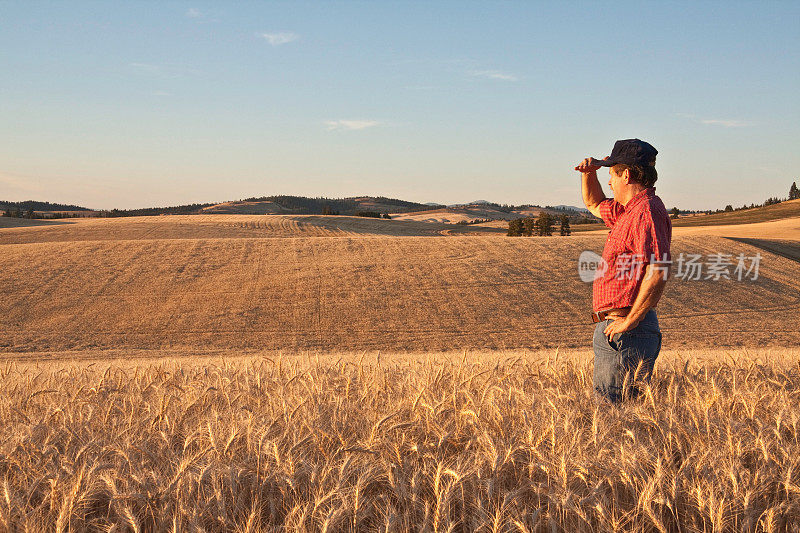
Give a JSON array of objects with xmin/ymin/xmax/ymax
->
[{"xmin": 574, "ymin": 139, "xmax": 672, "ymax": 403}]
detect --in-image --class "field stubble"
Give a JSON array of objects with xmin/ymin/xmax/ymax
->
[
  {"xmin": 1, "ymin": 215, "xmax": 800, "ymax": 352},
  {"xmin": 0, "ymin": 350, "xmax": 797, "ymax": 531}
]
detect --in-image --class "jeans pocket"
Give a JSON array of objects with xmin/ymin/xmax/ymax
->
[
  {"xmin": 606, "ymin": 319, "xmax": 618, "ymax": 350},
  {"xmin": 618, "ymin": 332, "xmax": 661, "ymax": 380}
]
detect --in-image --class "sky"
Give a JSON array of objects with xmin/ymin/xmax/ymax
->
[{"xmin": 1, "ymin": 1, "xmax": 798, "ymax": 211}]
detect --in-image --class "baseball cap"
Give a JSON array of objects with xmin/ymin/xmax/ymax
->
[{"xmin": 598, "ymin": 139, "xmax": 658, "ymax": 167}]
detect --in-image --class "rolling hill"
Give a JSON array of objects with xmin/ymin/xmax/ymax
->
[
  {"xmin": 672, "ymin": 198, "xmax": 800, "ymax": 226},
  {"xmin": 201, "ymin": 195, "xmax": 440, "ymax": 216}
]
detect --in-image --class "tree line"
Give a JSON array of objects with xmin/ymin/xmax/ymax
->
[
  {"xmin": 507, "ymin": 213, "xmax": 571, "ymax": 236},
  {"xmin": 718, "ymin": 181, "xmax": 799, "ymax": 213},
  {"xmin": 1, "ymin": 209, "xmax": 89, "ymax": 219},
  {"xmin": 0, "ymin": 199, "xmax": 89, "ymax": 212}
]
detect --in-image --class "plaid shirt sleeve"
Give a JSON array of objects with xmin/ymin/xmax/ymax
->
[
  {"xmin": 629, "ymin": 209, "xmax": 672, "ymax": 265},
  {"xmin": 598, "ymin": 198, "xmax": 625, "ymax": 228}
]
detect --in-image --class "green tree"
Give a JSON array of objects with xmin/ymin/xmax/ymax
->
[
  {"xmin": 507, "ymin": 219, "xmax": 524, "ymax": 236},
  {"xmin": 670, "ymin": 207, "xmax": 680, "ymax": 219},
  {"xmin": 790, "ymin": 182, "xmax": 799, "ymax": 200},
  {"xmin": 724, "ymin": 205, "xmax": 733, "ymax": 212},
  {"xmin": 522, "ymin": 217, "xmax": 535, "ymax": 236},
  {"xmin": 559, "ymin": 214, "xmax": 571, "ymax": 236},
  {"xmin": 535, "ymin": 212, "xmax": 553, "ymax": 236}
]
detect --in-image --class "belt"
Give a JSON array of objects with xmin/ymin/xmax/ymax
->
[{"xmin": 591, "ymin": 307, "xmax": 631, "ymax": 323}]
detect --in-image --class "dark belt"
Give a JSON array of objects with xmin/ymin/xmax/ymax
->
[{"xmin": 591, "ymin": 308, "xmax": 631, "ymax": 323}]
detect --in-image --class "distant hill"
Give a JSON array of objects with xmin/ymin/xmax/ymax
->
[
  {"xmin": 202, "ymin": 195, "xmax": 440, "ymax": 216},
  {"xmin": 673, "ymin": 198, "xmax": 800, "ymax": 227},
  {"xmin": 392, "ymin": 206, "xmax": 532, "ymax": 224},
  {"xmin": 200, "ymin": 197, "xmax": 599, "ymax": 224},
  {"xmin": 98, "ymin": 203, "xmax": 218, "ymax": 217},
  {"xmin": 447, "ymin": 200, "xmax": 505, "ymax": 209},
  {"xmin": 391, "ymin": 203, "xmax": 598, "ymax": 224}
]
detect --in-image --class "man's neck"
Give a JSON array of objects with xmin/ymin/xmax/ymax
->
[{"xmin": 618, "ymin": 185, "xmax": 648, "ymax": 206}]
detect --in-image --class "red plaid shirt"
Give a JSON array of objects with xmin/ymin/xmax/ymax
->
[{"xmin": 593, "ymin": 187, "xmax": 672, "ymax": 312}]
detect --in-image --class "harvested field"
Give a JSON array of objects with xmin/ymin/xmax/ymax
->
[
  {"xmin": 0, "ymin": 349, "xmax": 797, "ymax": 531},
  {"xmin": 0, "ymin": 215, "xmax": 502, "ymax": 244},
  {"xmin": 670, "ymin": 216, "xmax": 800, "ymax": 241},
  {"xmin": 389, "ymin": 207, "xmax": 533, "ymax": 224},
  {"xmin": 1, "ymin": 215, "xmax": 799, "ymax": 353}
]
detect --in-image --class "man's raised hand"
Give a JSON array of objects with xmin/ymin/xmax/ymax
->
[{"xmin": 574, "ymin": 157, "xmax": 603, "ymax": 173}]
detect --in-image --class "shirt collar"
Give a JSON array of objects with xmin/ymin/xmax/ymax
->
[{"xmin": 624, "ymin": 187, "xmax": 655, "ymax": 208}]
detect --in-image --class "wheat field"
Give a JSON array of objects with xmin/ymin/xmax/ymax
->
[
  {"xmin": 2, "ymin": 215, "xmax": 800, "ymax": 531},
  {"xmin": 0, "ymin": 349, "xmax": 798, "ymax": 531}
]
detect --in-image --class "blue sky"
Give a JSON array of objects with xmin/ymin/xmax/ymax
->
[{"xmin": 1, "ymin": 1, "xmax": 798, "ymax": 210}]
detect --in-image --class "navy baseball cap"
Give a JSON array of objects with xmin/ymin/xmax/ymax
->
[{"xmin": 598, "ymin": 139, "xmax": 658, "ymax": 167}]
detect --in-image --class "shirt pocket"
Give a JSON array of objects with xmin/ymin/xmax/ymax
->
[
  {"xmin": 602, "ymin": 233, "xmax": 638, "ymax": 280},
  {"xmin": 602, "ymin": 233, "xmax": 629, "ymax": 259}
]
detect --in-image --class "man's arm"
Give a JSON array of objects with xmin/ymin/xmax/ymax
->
[
  {"xmin": 574, "ymin": 157, "xmax": 606, "ymax": 218},
  {"xmin": 604, "ymin": 263, "xmax": 669, "ymax": 340}
]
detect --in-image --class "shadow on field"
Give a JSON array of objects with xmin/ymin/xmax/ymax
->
[
  {"xmin": 727, "ymin": 237, "xmax": 800, "ymax": 264},
  {"xmin": 0, "ymin": 217, "xmax": 76, "ymax": 228}
]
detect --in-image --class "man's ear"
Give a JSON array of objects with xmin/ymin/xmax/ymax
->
[{"xmin": 622, "ymin": 168, "xmax": 631, "ymax": 183}]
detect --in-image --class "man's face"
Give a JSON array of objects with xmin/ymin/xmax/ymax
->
[{"xmin": 608, "ymin": 167, "xmax": 624, "ymax": 195}]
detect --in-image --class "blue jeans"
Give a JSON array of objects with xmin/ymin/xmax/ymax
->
[{"xmin": 592, "ymin": 309, "xmax": 662, "ymax": 403}]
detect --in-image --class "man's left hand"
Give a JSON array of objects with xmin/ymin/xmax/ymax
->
[{"xmin": 604, "ymin": 317, "xmax": 637, "ymax": 341}]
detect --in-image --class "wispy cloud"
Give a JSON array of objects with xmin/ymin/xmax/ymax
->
[
  {"xmin": 260, "ymin": 32, "xmax": 300, "ymax": 46},
  {"xmin": 185, "ymin": 7, "xmax": 215, "ymax": 23},
  {"xmin": 677, "ymin": 113, "xmax": 749, "ymax": 128},
  {"xmin": 151, "ymin": 90, "xmax": 171, "ymax": 97},
  {"xmin": 700, "ymin": 119, "xmax": 749, "ymax": 128},
  {"xmin": 469, "ymin": 69, "xmax": 518, "ymax": 81},
  {"xmin": 129, "ymin": 62, "xmax": 161, "ymax": 74},
  {"xmin": 325, "ymin": 120, "xmax": 381, "ymax": 131}
]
